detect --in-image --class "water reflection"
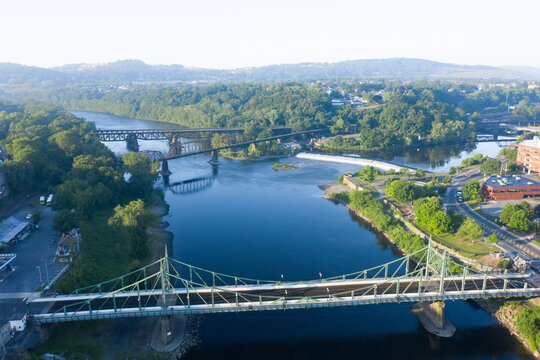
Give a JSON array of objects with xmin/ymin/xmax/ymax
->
[{"xmin": 162, "ymin": 166, "xmax": 218, "ymax": 196}]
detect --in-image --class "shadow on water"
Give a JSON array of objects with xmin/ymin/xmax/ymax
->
[
  {"xmin": 162, "ymin": 166, "xmax": 218, "ymax": 196},
  {"xmin": 184, "ymin": 324, "xmax": 531, "ymax": 360}
]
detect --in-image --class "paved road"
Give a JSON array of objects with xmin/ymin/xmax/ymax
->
[
  {"xmin": 0, "ymin": 205, "xmax": 66, "ymax": 324},
  {"xmin": 443, "ymin": 172, "xmax": 540, "ymax": 261}
]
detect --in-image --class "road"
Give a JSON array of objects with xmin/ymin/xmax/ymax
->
[
  {"xmin": 443, "ymin": 171, "xmax": 540, "ymax": 261},
  {"xmin": 0, "ymin": 205, "xmax": 66, "ymax": 324}
]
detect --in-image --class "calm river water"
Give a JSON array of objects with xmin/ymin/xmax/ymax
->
[{"xmin": 73, "ymin": 110, "xmax": 531, "ymax": 359}]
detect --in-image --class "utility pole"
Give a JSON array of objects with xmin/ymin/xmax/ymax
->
[{"xmin": 36, "ymin": 266, "xmax": 43, "ymax": 287}]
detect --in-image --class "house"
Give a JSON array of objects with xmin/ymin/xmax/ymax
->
[{"xmin": 56, "ymin": 229, "xmax": 81, "ymax": 257}]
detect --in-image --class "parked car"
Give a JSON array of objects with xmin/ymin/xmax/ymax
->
[
  {"xmin": 26, "ymin": 213, "xmax": 32, "ymax": 220},
  {"xmin": 458, "ymin": 197, "xmax": 464, "ymax": 202}
]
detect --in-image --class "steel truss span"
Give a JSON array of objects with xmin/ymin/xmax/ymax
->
[
  {"xmin": 93, "ymin": 127, "xmax": 292, "ymax": 142},
  {"xmin": 28, "ymin": 243, "xmax": 540, "ymax": 323}
]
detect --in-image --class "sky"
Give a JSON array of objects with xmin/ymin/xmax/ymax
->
[{"xmin": 1, "ymin": 0, "xmax": 539, "ymax": 69}]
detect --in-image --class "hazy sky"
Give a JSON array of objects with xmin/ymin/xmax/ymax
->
[{"xmin": 1, "ymin": 0, "xmax": 539, "ymax": 69}]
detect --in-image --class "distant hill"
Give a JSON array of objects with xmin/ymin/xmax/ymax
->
[
  {"xmin": 501, "ymin": 65, "xmax": 540, "ymax": 79},
  {"xmin": 0, "ymin": 58, "xmax": 534, "ymax": 87}
]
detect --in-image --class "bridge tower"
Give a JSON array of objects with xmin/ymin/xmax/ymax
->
[
  {"xmin": 208, "ymin": 150, "xmax": 219, "ymax": 166},
  {"xmin": 126, "ymin": 134, "xmax": 139, "ymax": 152}
]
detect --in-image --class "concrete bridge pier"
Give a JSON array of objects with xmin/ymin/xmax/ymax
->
[
  {"xmin": 126, "ymin": 134, "xmax": 139, "ymax": 152},
  {"xmin": 208, "ymin": 150, "xmax": 219, "ymax": 166},
  {"xmin": 411, "ymin": 301, "xmax": 455, "ymax": 337},
  {"xmin": 160, "ymin": 316, "xmax": 173, "ymax": 345},
  {"xmin": 160, "ymin": 160, "xmax": 172, "ymax": 176}
]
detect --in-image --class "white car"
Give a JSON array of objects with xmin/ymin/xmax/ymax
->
[{"xmin": 26, "ymin": 213, "xmax": 32, "ymax": 220}]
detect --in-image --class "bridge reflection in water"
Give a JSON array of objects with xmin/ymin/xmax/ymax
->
[
  {"xmin": 28, "ymin": 242, "xmax": 540, "ymax": 324},
  {"xmin": 162, "ymin": 167, "xmax": 218, "ymax": 196}
]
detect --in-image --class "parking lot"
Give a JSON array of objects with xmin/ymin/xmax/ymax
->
[
  {"xmin": 0, "ymin": 205, "xmax": 66, "ymax": 294},
  {"xmin": 480, "ymin": 198, "xmax": 540, "ymax": 217}
]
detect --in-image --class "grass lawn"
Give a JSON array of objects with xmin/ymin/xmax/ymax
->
[
  {"xmin": 468, "ymin": 201, "xmax": 500, "ymax": 223},
  {"xmin": 434, "ymin": 232, "xmax": 497, "ymax": 260}
]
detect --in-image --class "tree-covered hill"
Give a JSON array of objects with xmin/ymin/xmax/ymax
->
[{"xmin": 0, "ymin": 58, "xmax": 534, "ymax": 88}]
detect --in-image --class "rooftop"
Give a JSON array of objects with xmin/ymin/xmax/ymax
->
[
  {"xmin": 0, "ymin": 217, "xmax": 29, "ymax": 245},
  {"xmin": 519, "ymin": 136, "xmax": 540, "ymax": 149},
  {"xmin": 484, "ymin": 175, "xmax": 540, "ymax": 189}
]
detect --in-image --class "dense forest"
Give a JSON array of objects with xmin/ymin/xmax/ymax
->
[
  {"xmin": 22, "ymin": 80, "xmax": 540, "ymax": 152},
  {"xmin": 34, "ymin": 82, "xmax": 473, "ymax": 150},
  {"xmin": 0, "ymin": 102, "xmax": 159, "ymax": 290}
]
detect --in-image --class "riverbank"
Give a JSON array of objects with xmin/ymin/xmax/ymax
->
[
  {"xmin": 475, "ymin": 298, "xmax": 540, "ymax": 358},
  {"xmin": 321, "ymin": 183, "xmax": 537, "ymax": 358},
  {"xmin": 32, "ymin": 192, "xmax": 200, "ymax": 359}
]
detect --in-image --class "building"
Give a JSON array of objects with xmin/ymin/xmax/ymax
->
[
  {"xmin": 56, "ymin": 228, "xmax": 81, "ymax": 258},
  {"xmin": 0, "ymin": 217, "xmax": 31, "ymax": 249},
  {"xmin": 517, "ymin": 136, "xmax": 540, "ymax": 174},
  {"xmin": 482, "ymin": 175, "xmax": 540, "ymax": 200}
]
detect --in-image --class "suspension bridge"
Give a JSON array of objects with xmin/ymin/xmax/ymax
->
[{"xmin": 28, "ymin": 242, "xmax": 540, "ymax": 324}]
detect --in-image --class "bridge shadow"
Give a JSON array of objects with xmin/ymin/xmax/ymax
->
[{"xmin": 162, "ymin": 167, "xmax": 218, "ymax": 196}]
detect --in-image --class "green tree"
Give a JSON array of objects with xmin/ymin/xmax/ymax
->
[
  {"xmin": 449, "ymin": 166, "xmax": 457, "ymax": 175},
  {"xmin": 415, "ymin": 168, "xmax": 426, "ymax": 178},
  {"xmin": 508, "ymin": 210, "xmax": 529, "ymax": 231},
  {"xmin": 500, "ymin": 204, "xmax": 517, "ymax": 225},
  {"xmin": 462, "ymin": 180, "xmax": 482, "ymax": 201},
  {"xmin": 108, "ymin": 199, "xmax": 157, "ymax": 260},
  {"xmin": 356, "ymin": 166, "xmax": 380, "ymax": 183},
  {"xmin": 479, "ymin": 158, "xmax": 501, "ymax": 175},
  {"xmin": 516, "ymin": 201, "xmax": 534, "ymax": 219},
  {"xmin": 386, "ymin": 180, "xmax": 415, "ymax": 203},
  {"xmin": 121, "ymin": 152, "xmax": 159, "ymax": 198},
  {"xmin": 53, "ymin": 209, "xmax": 79, "ymax": 234},
  {"xmin": 487, "ymin": 233, "xmax": 498, "ymax": 243},
  {"xmin": 399, "ymin": 168, "xmax": 410, "ymax": 177},
  {"xmin": 457, "ymin": 218, "xmax": 483, "ymax": 240}
]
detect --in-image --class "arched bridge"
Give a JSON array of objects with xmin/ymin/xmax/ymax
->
[{"xmin": 27, "ymin": 242, "xmax": 540, "ymax": 324}]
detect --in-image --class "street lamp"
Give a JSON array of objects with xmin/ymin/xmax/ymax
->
[{"xmin": 36, "ymin": 266, "xmax": 43, "ymax": 287}]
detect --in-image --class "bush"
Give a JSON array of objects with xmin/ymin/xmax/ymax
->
[{"xmin": 487, "ymin": 233, "xmax": 498, "ymax": 243}]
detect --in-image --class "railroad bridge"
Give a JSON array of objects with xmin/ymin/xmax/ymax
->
[
  {"xmin": 93, "ymin": 127, "xmax": 322, "ymax": 173},
  {"xmin": 28, "ymin": 242, "xmax": 540, "ymax": 339}
]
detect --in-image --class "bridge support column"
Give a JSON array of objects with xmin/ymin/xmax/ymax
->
[
  {"xmin": 208, "ymin": 150, "xmax": 219, "ymax": 166},
  {"xmin": 411, "ymin": 301, "xmax": 455, "ymax": 337},
  {"xmin": 160, "ymin": 160, "xmax": 172, "ymax": 176},
  {"xmin": 160, "ymin": 316, "xmax": 173, "ymax": 345},
  {"xmin": 126, "ymin": 134, "xmax": 139, "ymax": 152}
]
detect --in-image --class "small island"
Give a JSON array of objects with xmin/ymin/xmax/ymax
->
[{"xmin": 272, "ymin": 163, "xmax": 300, "ymax": 170}]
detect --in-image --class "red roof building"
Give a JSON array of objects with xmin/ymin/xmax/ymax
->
[{"xmin": 482, "ymin": 175, "xmax": 540, "ymax": 200}]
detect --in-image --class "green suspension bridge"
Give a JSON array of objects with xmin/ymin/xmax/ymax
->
[{"xmin": 28, "ymin": 242, "xmax": 540, "ymax": 323}]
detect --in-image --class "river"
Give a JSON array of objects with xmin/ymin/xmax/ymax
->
[{"xmin": 73, "ymin": 110, "xmax": 532, "ymax": 359}]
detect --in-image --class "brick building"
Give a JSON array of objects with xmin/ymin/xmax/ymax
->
[
  {"xmin": 517, "ymin": 137, "xmax": 540, "ymax": 174},
  {"xmin": 482, "ymin": 175, "xmax": 540, "ymax": 200}
]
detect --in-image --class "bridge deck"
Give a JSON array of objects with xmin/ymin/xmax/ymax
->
[{"xmin": 29, "ymin": 274, "xmax": 538, "ymax": 323}]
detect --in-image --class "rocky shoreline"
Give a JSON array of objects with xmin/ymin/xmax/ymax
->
[
  {"xmin": 475, "ymin": 298, "xmax": 539, "ymax": 358},
  {"xmin": 148, "ymin": 192, "xmax": 202, "ymax": 359}
]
